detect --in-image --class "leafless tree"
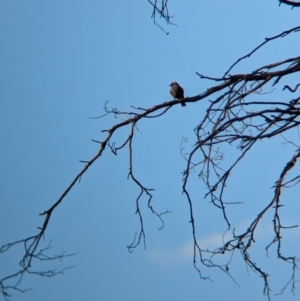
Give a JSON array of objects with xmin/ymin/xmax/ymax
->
[{"xmin": 1, "ymin": 1, "xmax": 300, "ymax": 300}]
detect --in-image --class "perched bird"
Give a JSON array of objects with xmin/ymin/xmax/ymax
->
[{"xmin": 169, "ymin": 82, "xmax": 186, "ymax": 107}]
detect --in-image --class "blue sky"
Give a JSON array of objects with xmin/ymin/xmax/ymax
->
[{"xmin": 1, "ymin": 1, "xmax": 300, "ymax": 300}]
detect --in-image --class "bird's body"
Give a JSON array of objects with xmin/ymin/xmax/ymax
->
[{"xmin": 169, "ymin": 82, "xmax": 186, "ymax": 106}]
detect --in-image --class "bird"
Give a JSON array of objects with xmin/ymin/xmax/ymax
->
[{"xmin": 169, "ymin": 82, "xmax": 186, "ymax": 106}]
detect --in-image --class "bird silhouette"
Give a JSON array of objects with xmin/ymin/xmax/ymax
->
[{"xmin": 169, "ymin": 82, "xmax": 186, "ymax": 107}]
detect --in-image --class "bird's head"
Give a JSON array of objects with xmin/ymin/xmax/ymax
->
[{"xmin": 169, "ymin": 82, "xmax": 178, "ymax": 87}]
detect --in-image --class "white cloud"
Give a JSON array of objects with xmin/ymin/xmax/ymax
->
[
  {"xmin": 148, "ymin": 217, "xmax": 300, "ymax": 267},
  {"xmin": 148, "ymin": 233, "xmax": 225, "ymax": 265}
]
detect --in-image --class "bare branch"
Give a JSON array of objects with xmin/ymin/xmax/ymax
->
[
  {"xmin": 2, "ymin": 19, "xmax": 300, "ymax": 301},
  {"xmin": 278, "ymin": 0, "xmax": 300, "ymax": 7}
]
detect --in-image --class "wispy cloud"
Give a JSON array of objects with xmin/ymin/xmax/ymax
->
[
  {"xmin": 148, "ymin": 233, "xmax": 225, "ymax": 265},
  {"xmin": 148, "ymin": 218, "xmax": 300, "ymax": 266}
]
